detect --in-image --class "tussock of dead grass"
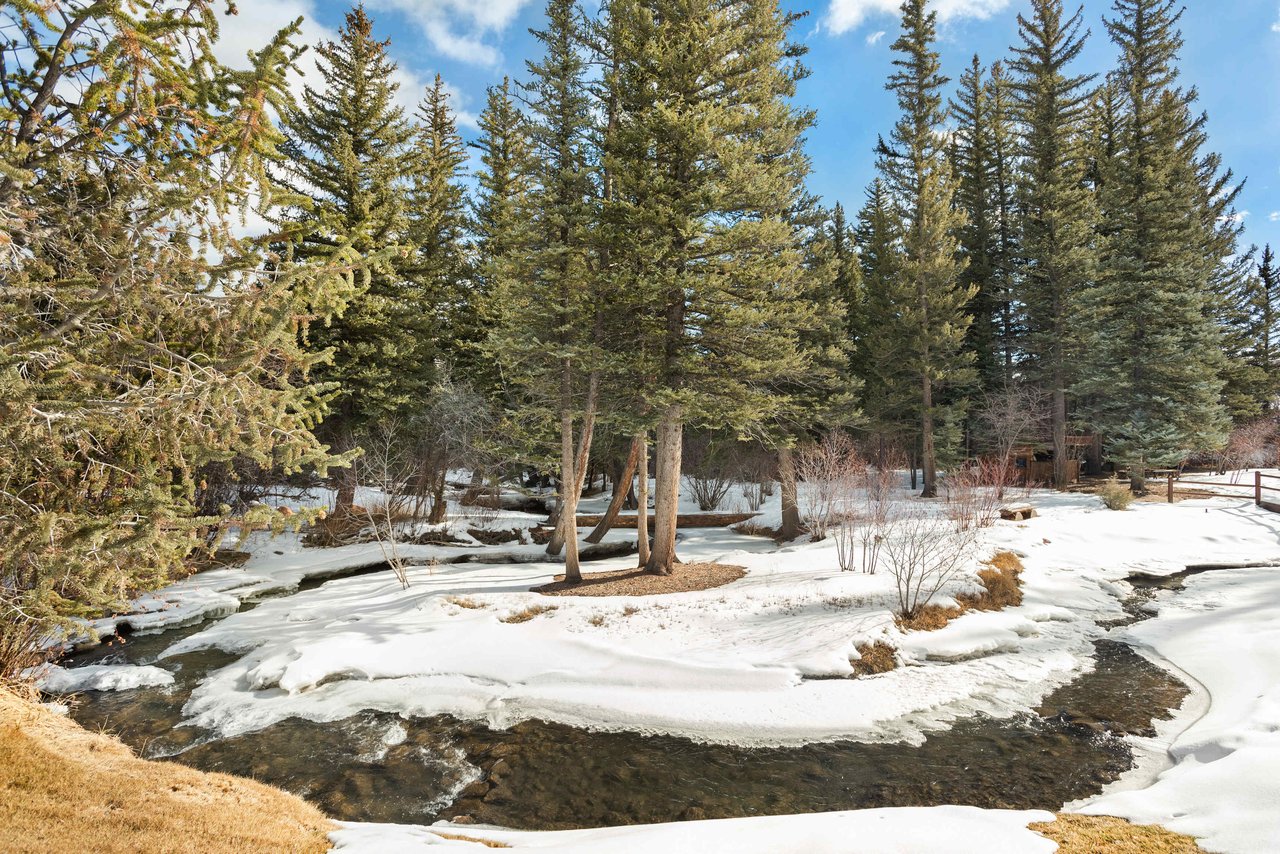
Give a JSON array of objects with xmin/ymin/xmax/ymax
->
[
  {"xmin": 1032, "ymin": 815, "xmax": 1204, "ymax": 853},
  {"xmin": 732, "ymin": 520, "xmax": 781, "ymax": 539},
  {"xmin": 851, "ymin": 641, "xmax": 898, "ymax": 677},
  {"xmin": 429, "ymin": 831, "xmax": 512, "ymax": 848},
  {"xmin": 957, "ymin": 552, "xmax": 1024, "ymax": 611},
  {"xmin": 445, "ymin": 596, "xmax": 486, "ymax": 610},
  {"xmin": 500, "ymin": 604, "xmax": 557, "ymax": 624},
  {"xmin": 533, "ymin": 563, "xmax": 746, "ymax": 597},
  {"xmin": 0, "ymin": 690, "xmax": 331, "ymax": 854},
  {"xmin": 898, "ymin": 551, "xmax": 1026, "ymax": 631}
]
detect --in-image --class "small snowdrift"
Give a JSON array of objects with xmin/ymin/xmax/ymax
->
[{"xmin": 36, "ymin": 663, "xmax": 174, "ymax": 693}]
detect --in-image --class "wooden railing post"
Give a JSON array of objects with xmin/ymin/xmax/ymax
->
[
  {"xmin": 1168, "ymin": 474, "xmax": 1175, "ymax": 504},
  {"xmin": 1256, "ymin": 470, "xmax": 1263, "ymax": 506}
]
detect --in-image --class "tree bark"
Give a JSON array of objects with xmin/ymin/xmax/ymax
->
[
  {"xmin": 586, "ymin": 435, "xmax": 643, "ymax": 543},
  {"xmin": 636, "ymin": 433, "xmax": 650, "ymax": 567},
  {"xmin": 777, "ymin": 445, "xmax": 803, "ymax": 541},
  {"xmin": 558, "ymin": 404, "xmax": 582, "ymax": 583},
  {"xmin": 920, "ymin": 373, "xmax": 937, "ymax": 498},
  {"xmin": 644, "ymin": 407, "xmax": 682, "ymax": 575},
  {"xmin": 1052, "ymin": 383, "xmax": 1068, "ymax": 489},
  {"xmin": 546, "ymin": 381, "xmax": 598, "ymax": 557}
]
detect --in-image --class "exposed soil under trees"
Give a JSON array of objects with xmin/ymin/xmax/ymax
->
[{"xmin": 534, "ymin": 563, "xmax": 746, "ymax": 597}]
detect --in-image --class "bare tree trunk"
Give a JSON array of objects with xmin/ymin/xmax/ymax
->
[
  {"xmin": 586, "ymin": 435, "xmax": 642, "ymax": 543},
  {"xmin": 777, "ymin": 445, "xmax": 803, "ymax": 541},
  {"xmin": 636, "ymin": 433, "xmax": 650, "ymax": 566},
  {"xmin": 427, "ymin": 469, "xmax": 448, "ymax": 524},
  {"xmin": 335, "ymin": 463, "xmax": 358, "ymax": 517},
  {"xmin": 1052, "ymin": 383, "xmax": 1068, "ymax": 489},
  {"xmin": 645, "ymin": 407, "xmax": 682, "ymax": 575},
  {"xmin": 557, "ymin": 405, "xmax": 583, "ymax": 582},
  {"xmin": 921, "ymin": 374, "xmax": 937, "ymax": 498},
  {"xmin": 546, "ymin": 373, "xmax": 599, "ymax": 557}
]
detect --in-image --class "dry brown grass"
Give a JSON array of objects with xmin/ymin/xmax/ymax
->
[
  {"xmin": 851, "ymin": 641, "xmax": 898, "ymax": 677},
  {"xmin": 898, "ymin": 551, "xmax": 1025, "ymax": 631},
  {"xmin": 445, "ymin": 596, "xmax": 486, "ymax": 610},
  {"xmin": 587, "ymin": 614, "xmax": 607, "ymax": 627},
  {"xmin": 896, "ymin": 603, "xmax": 964, "ymax": 631},
  {"xmin": 1032, "ymin": 814, "xmax": 1204, "ymax": 853},
  {"xmin": 957, "ymin": 552, "xmax": 1025, "ymax": 611},
  {"xmin": 0, "ymin": 690, "xmax": 332, "ymax": 854},
  {"xmin": 499, "ymin": 604, "xmax": 558, "ymax": 624},
  {"xmin": 534, "ymin": 563, "xmax": 746, "ymax": 597},
  {"xmin": 732, "ymin": 520, "xmax": 782, "ymax": 538},
  {"xmin": 429, "ymin": 830, "xmax": 511, "ymax": 847}
]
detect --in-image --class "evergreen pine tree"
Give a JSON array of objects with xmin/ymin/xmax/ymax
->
[
  {"xmin": 1010, "ymin": 0, "xmax": 1097, "ymax": 487},
  {"xmin": 281, "ymin": 7, "xmax": 423, "ymax": 511},
  {"xmin": 852, "ymin": 178, "xmax": 917, "ymax": 464},
  {"xmin": 875, "ymin": 0, "xmax": 974, "ymax": 497},
  {"xmin": 407, "ymin": 74, "xmax": 472, "ymax": 375},
  {"xmin": 605, "ymin": 0, "xmax": 817, "ymax": 573},
  {"xmin": 490, "ymin": 0, "xmax": 602, "ymax": 580},
  {"xmin": 469, "ymin": 78, "xmax": 536, "ymax": 409},
  {"xmin": 1, "ymin": 3, "xmax": 358, "ymax": 637},
  {"xmin": 1076, "ymin": 0, "xmax": 1230, "ymax": 488}
]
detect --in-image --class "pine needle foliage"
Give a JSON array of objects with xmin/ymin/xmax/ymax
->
[{"xmin": 0, "ymin": 2, "xmax": 361, "ymax": 633}]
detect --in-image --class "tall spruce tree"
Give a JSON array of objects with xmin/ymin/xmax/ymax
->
[
  {"xmin": 1076, "ymin": 0, "xmax": 1230, "ymax": 488},
  {"xmin": 876, "ymin": 0, "xmax": 974, "ymax": 497},
  {"xmin": 952, "ymin": 56, "xmax": 1009, "ymax": 393},
  {"xmin": 1010, "ymin": 0, "xmax": 1097, "ymax": 487},
  {"xmin": 852, "ymin": 178, "xmax": 917, "ymax": 466},
  {"xmin": 408, "ymin": 75, "xmax": 471, "ymax": 374},
  {"xmin": 605, "ymin": 0, "xmax": 817, "ymax": 574},
  {"xmin": 490, "ymin": 0, "xmax": 602, "ymax": 581},
  {"xmin": 1250, "ymin": 246, "xmax": 1280, "ymax": 407},
  {"xmin": 281, "ymin": 7, "xmax": 423, "ymax": 511}
]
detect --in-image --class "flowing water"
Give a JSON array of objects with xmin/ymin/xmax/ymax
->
[{"xmin": 56, "ymin": 569, "xmax": 1190, "ymax": 831}]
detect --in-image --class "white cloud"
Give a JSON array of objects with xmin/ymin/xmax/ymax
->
[
  {"xmin": 212, "ymin": 3, "xmax": 477, "ymax": 129},
  {"xmin": 1269, "ymin": 212, "xmax": 1280, "ymax": 223},
  {"xmin": 828, "ymin": 0, "xmax": 1013, "ymax": 36},
  {"xmin": 866, "ymin": 30, "xmax": 887, "ymax": 45},
  {"xmin": 368, "ymin": 0, "xmax": 534, "ymax": 66}
]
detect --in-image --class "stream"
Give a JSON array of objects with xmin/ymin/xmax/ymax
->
[{"xmin": 53, "ymin": 566, "xmax": 1190, "ymax": 831}]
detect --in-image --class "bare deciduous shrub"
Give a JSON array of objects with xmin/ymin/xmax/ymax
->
[
  {"xmin": 1215, "ymin": 419, "xmax": 1278, "ymax": 481},
  {"xmin": 795, "ymin": 431, "xmax": 864, "ymax": 541},
  {"xmin": 943, "ymin": 458, "xmax": 1013, "ymax": 531},
  {"xmin": 0, "ymin": 604, "xmax": 45, "ymax": 691},
  {"xmin": 974, "ymin": 384, "xmax": 1051, "ymax": 497},
  {"xmin": 682, "ymin": 430, "xmax": 735, "ymax": 511},
  {"xmin": 353, "ymin": 422, "xmax": 416, "ymax": 588},
  {"xmin": 1098, "ymin": 477, "xmax": 1134, "ymax": 511},
  {"xmin": 882, "ymin": 506, "xmax": 978, "ymax": 620},
  {"xmin": 855, "ymin": 461, "xmax": 901, "ymax": 574}
]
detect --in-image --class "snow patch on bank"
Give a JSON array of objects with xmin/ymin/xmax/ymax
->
[
  {"xmin": 38, "ymin": 663, "xmax": 175, "ymax": 693},
  {"xmin": 329, "ymin": 806, "xmax": 1059, "ymax": 853},
  {"xmin": 1079, "ymin": 566, "xmax": 1280, "ymax": 854}
]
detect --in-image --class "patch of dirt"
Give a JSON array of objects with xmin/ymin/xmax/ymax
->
[
  {"xmin": 573, "ymin": 513, "xmax": 757, "ymax": 529},
  {"xmin": 1032, "ymin": 814, "xmax": 1204, "ymax": 853},
  {"xmin": 534, "ymin": 563, "xmax": 746, "ymax": 597}
]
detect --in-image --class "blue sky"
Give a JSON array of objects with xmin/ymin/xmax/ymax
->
[{"xmin": 253, "ymin": 0, "xmax": 1280, "ymax": 254}]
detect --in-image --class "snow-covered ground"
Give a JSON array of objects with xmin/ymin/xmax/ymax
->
[
  {"xmin": 1079, "ymin": 566, "xmax": 1280, "ymax": 853},
  {"xmin": 51, "ymin": 479, "xmax": 1280, "ymax": 852},
  {"xmin": 329, "ymin": 807, "xmax": 1058, "ymax": 853}
]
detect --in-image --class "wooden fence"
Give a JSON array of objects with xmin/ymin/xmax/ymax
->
[{"xmin": 1165, "ymin": 470, "xmax": 1280, "ymax": 512}]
